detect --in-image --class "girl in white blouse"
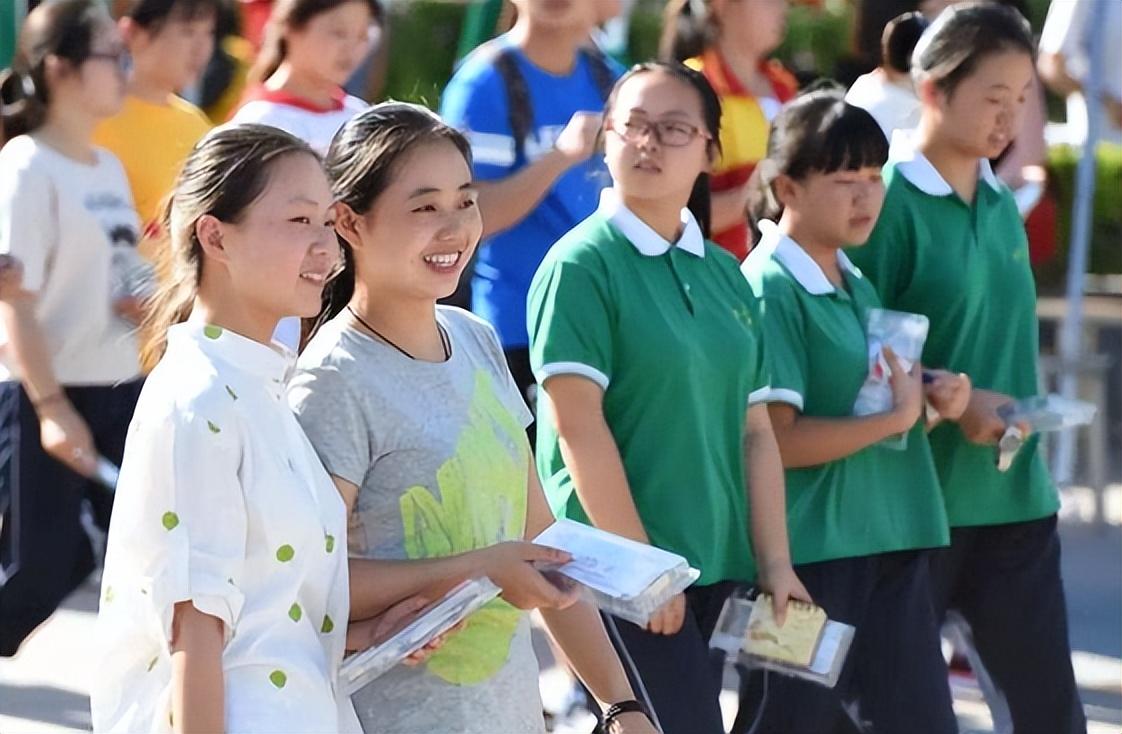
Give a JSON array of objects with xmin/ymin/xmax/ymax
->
[{"xmin": 91, "ymin": 124, "xmax": 362, "ymax": 733}]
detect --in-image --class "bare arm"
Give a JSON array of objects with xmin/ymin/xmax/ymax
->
[
  {"xmin": 170, "ymin": 602, "xmax": 225, "ymax": 734},
  {"xmin": 767, "ymin": 348, "xmax": 924, "ymax": 468},
  {"xmin": 523, "ymin": 460, "xmax": 655, "ymax": 732},
  {"xmin": 0, "ymin": 298, "xmax": 95, "ymax": 476},
  {"xmin": 331, "ymin": 476, "xmax": 575, "ymax": 621},
  {"xmin": 744, "ymin": 403, "xmax": 812, "ymax": 622},
  {"xmin": 477, "ymin": 111, "xmax": 601, "ymax": 238},
  {"xmin": 539, "ymin": 375, "xmax": 648, "ymax": 543}
]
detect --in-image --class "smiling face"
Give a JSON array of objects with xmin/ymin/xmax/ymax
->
[
  {"xmin": 603, "ymin": 69, "xmax": 713, "ymax": 211},
  {"xmin": 342, "ymin": 139, "xmax": 481, "ymax": 303},
  {"xmin": 926, "ymin": 49, "xmax": 1034, "ymax": 160},
  {"xmin": 284, "ymin": 1, "xmax": 374, "ymax": 88},
  {"xmin": 212, "ymin": 152, "xmax": 339, "ymax": 325}
]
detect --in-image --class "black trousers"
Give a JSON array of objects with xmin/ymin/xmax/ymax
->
[
  {"xmin": 929, "ymin": 515, "xmax": 1086, "ymax": 734},
  {"xmin": 0, "ymin": 379, "xmax": 142, "ymax": 656},
  {"xmin": 600, "ymin": 581, "xmax": 736, "ymax": 734},
  {"xmin": 734, "ymin": 550, "xmax": 957, "ymax": 734}
]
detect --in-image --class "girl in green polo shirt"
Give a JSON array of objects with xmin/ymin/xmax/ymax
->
[
  {"xmin": 847, "ymin": 4, "xmax": 1086, "ymax": 732},
  {"xmin": 528, "ymin": 62, "xmax": 810, "ymax": 734},
  {"xmin": 738, "ymin": 89, "xmax": 969, "ymax": 734}
]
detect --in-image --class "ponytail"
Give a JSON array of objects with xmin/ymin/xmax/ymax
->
[
  {"xmin": 0, "ymin": 69, "xmax": 47, "ymax": 143},
  {"xmin": 686, "ymin": 172, "xmax": 713, "ymax": 240}
]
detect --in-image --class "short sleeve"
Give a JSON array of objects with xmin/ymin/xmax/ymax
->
[
  {"xmin": 463, "ymin": 313, "xmax": 534, "ymax": 429},
  {"xmin": 757, "ymin": 281, "xmax": 809, "ymax": 411},
  {"xmin": 288, "ymin": 366, "xmax": 372, "ymax": 487},
  {"xmin": 121, "ymin": 401, "xmax": 248, "ymax": 646},
  {"xmin": 846, "ymin": 180, "xmax": 914, "ymax": 309},
  {"xmin": 527, "ymin": 255, "xmax": 614, "ymax": 391},
  {"xmin": 746, "ymin": 294, "xmax": 772, "ymax": 405},
  {"xmin": 0, "ymin": 158, "xmax": 56, "ymax": 291},
  {"xmin": 1038, "ymin": 0, "xmax": 1084, "ymax": 59},
  {"xmin": 440, "ymin": 66, "xmax": 516, "ymax": 181}
]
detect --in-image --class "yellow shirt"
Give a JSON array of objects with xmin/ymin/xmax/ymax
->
[{"xmin": 94, "ymin": 94, "xmax": 212, "ymax": 252}]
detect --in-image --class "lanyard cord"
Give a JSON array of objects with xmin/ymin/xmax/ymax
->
[{"xmin": 346, "ymin": 306, "xmax": 450, "ymax": 361}]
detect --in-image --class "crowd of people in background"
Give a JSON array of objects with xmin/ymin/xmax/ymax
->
[{"xmin": 0, "ymin": 0, "xmax": 1117, "ymax": 732}]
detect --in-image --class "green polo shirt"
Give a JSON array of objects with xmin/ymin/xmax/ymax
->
[
  {"xmin": 847, "ymin": 140, "xmax": 1059, "ymax": 528},
  {"xmin": 528, "ymin": 190, "xmax": 769, "ymax": 585},
  {"xmin": 743, "ymin": 224, "xmax": 949, "ymax": 566}
]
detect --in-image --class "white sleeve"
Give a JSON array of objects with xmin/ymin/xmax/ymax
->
[
  {"xmin": 122, "ymin": 398, "xmax": 249, "ymax": 647},
  {"xmin": 1039, "ymin": 0, "xmax": 1086, "ymax": 59},
  {"xmin": 0, "ymin": 159, "xmax": 56, "ymax": 291}
]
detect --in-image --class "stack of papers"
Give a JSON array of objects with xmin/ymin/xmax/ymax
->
[
  {"xmin": 340, "ymin": 578, "xmax": 500, "ymax": 695},
  {"xmin": 533, "ymin": 520, "xmax": 700, "ymax": 626}
]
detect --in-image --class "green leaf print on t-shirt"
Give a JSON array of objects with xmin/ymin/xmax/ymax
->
[{"xmin": 399, "ymin": 370, "xmax": 529, "ymax": 686}]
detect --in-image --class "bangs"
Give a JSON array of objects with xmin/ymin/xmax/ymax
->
[{"xmin": 805, "ymin": 102, "xmax": 889, "ymax": 176}]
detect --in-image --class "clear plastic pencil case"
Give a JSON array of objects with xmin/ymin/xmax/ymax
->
[
  {"xmin": 710, "ymin": 590, "xmax": 855, "ymax": 689},
  {"xmin": 994, "ymin": 395, "xmax": 1099, "ymax": 471},
  {"xmin": 533, "ymin": 519, "xmax": 700, "ymax": 626},
  {"xmin": 853, "ymin": 308, "xmax": 930, "ymax": 450},
  {"xmin": 340, "ymin": 577, "xmax": 500, "ymax": 695}
]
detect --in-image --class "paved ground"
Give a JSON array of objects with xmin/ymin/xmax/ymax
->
[{"xmin": 2, "ymin": 486, "xmax": 1120, "ymax": 734}]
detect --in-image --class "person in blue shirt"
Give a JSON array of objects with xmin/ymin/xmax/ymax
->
[{"xmin": 440, "ymin": 0, "xmax": 622, "ymax": 411}]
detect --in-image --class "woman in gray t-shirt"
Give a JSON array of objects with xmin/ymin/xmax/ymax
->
[{"xmin": 289, "ymin": 103, "xmax": 657, "ymax": 734}]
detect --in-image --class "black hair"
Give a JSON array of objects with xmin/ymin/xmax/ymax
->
[
  {"xmin": 603, "ymin": 61, "xmax": 723, "ymax": 239},
  {"xmin": 882, "ymin": 12, "xmax": 928, "ymax": 75},
  {"xmin": 140, "ymin": 124, "xmax": 318, "ymax": 368},
  {"xmin": 751, "ymin": 87, "xmax": 888, "ymax": 223},
  {"xmin": 306, "ymin": 102, "xmax": 471, "ymax": 341},
  {"xmin": 658, "ymin": 0, "xmax": 717, "ymax": 63},
  {"xmin": 912, "ymin": 1, "xmax": 1034, "ymax": 97},
  {"xmin": 114, "ymin": 0, "xmax": 219, "ymax": 29},
  {"xmin": 249, "ymin": 0, "xmax": 384, "ymax": 85},
  {"xmin": 0, "ymin": 0, "xmax": 110, "ymax": 141}
]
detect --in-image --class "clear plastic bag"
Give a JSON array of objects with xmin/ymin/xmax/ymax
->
[
  {"xmin": 340, "ymin": 578, "xmax": 501, "ymax": 695},
  {"xmin": 852, "ymin": 308, "xmax": 930, "ymax": 450},
  {"xmin": 710, "ymin": 592, "xmax": 855, "ymax": 689},
  {"xmin": 533, "ymin": 520, "xmax": 700, "ymax": 626},
  {"xmin": 109, "ymin": 246, "xmax": 156, "ymax": 302},
  {"xmin": 997, "ymin": 395, "xmax": 1098, "ymax": 432}
]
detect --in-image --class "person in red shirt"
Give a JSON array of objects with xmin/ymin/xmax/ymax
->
[{"xmin": 660, "ymin": 0, "xmax": 797, "ymax": 260}]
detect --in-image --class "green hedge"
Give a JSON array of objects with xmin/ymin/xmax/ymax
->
[{"xmin": 1037, "ymin": 144, "xmax": 1122, "ymax": 285}]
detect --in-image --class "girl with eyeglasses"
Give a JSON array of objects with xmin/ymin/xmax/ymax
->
[
  {"xmin": 0, "ymin": 0, "xmax": 144, "ymax": 658},
  {"xmin": 528, "ymin": 61, "xmax": 809, "ymax": 734}
]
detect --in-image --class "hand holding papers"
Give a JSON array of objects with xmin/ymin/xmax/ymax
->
[
  {"xmin": 340, "ymin": 578, "xmax": 501, "ymax": 695},
  {"xmin": 532, "ymin": 520, "xmax": 700, "ymax": 626},
  {"xmin": 711, "ymin": 591, "xmax": 854, "ymax": 689}
]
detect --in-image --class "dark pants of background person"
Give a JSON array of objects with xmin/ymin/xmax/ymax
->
[
  {"xmin": 929, "ymin": 515, "xmax": 1087, "ymax": 734},
  {"xmin": 0, "ymin": 379, "xmax": 142, "ymax": 657},
  {"xmin": 504, "ymin": 347, "xmax": 536, "ymax": 448},
  {"xmin": 734, "ymin": 550, "xmax": 957, "ymax": 734},
  {"xmin": 599, "ymin": 581, "xmax": 737, "ymax": 734}
]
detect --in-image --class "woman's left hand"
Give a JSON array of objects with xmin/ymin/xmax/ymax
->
[
  {"xmin": 607, "ymin": 711, "xmax": 660, "ymax": 734},
  {"xmin": 757, "ymin": 560, "xmax": 813, "ymax": 626}
]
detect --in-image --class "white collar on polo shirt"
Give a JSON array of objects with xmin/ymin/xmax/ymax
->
[
  {"xmin": 747, "ymin": 220, "xmax": 861, "ymax": 296},
  {"xmin": 598, "ymin": 188, "xmax": 706, "ymax": 258},
  {"xmin": 888, "ymin": 129, "xmax": 1002, "ymax": 196}
]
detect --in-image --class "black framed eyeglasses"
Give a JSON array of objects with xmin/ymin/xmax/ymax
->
[{"xmin": 608, "ymin": 117, "xmax": 710, "ymax": 148}]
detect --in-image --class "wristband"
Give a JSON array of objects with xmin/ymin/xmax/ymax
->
[{"xmin": 603, "ymin": 699, "xmax": 653, "ymax": 730}]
